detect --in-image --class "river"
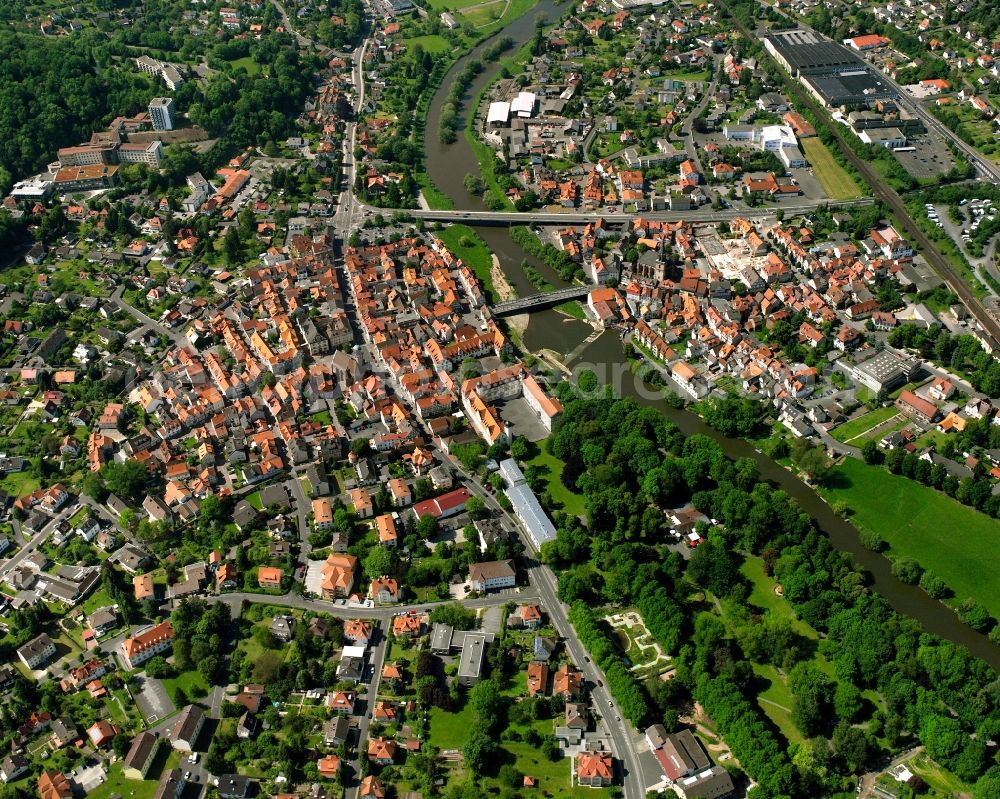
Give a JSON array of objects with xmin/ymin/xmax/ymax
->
[{"xmin": 419, "ymin": 0, "xmax": 1000, "ymax": 667}]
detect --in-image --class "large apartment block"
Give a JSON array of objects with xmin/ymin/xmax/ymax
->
[
  {"xmin": 17, "ymin": 633, "xmax": 57, "ymax": 669},
  {"xmin": 149, "ymin": 97, "xmax": 175, "ymax": 131},
  {"xmin": 121, "ymin": 620, "xmax": 174, "ymax": 670}
]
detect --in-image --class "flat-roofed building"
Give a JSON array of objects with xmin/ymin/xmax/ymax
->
[
  {"xmin": 458, "ymin": 632, "xmax": 489, "ymax": 687},
  {"xmin": 149, "ymin": 97, "xmax": 175, "ymax": 131}
]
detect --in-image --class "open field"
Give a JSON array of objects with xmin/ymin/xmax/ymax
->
[
  {"xmin": 460, "ymin": 1, "xmax": 508, "ymax": 27},
  {"xmin": 802, "ymin": 137, "xmax": 861, "ymax": 200},
  {"xmin": 422, "ymin": 0, "xmax": 488, "ymax": 10},
  {"xmin": 227, "ymin": 56, "xmax": 260, "ymax": 75},
  {"xmin": 829, "ymin": 407, "xmax": 902, "ymax": 443},
  {"xmin": 821, "ymin": 457, "xmax": 1000, "ymax": 617},
  {"xmin": 1, "ymin": 471, "xmax": 40, "ymax": 498},
  {"xmin": 403, "ymin": 34, "xmax": 451, "ymax": 54},
  {"xmin": 428, "ymin": 704, "xmax": 475, "ymax": 750},
  {"xmin": 526, "ymin": 448, "xmax": 586, "ymax": 518}
]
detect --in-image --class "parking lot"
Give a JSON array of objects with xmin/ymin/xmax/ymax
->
[
  {"xmin": 133, "ymin": 674, "xmax": 175, "ymax": 724},
  {"xmin": 892, "ymin": 134, "xmax": 954, "ymax": 180}
]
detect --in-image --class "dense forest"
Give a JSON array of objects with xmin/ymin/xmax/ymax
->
[
  {"xmin": 535, "ymin": 391, "xmax": 1000, "ymax": 798},
  {"xmin": 0, "ymin": 30, "xmax": 155, "ymax": 193},
  {"xmin": 0, "ymin": 0, "xmax": 328, "ymax": 195}
]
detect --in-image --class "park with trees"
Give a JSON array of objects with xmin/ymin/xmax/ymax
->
[{"xmin": 531, "ymin": 393, "xmax": 1000, "ymax": 796}]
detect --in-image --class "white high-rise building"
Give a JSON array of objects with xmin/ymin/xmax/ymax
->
[{"xmin": 148, "ymin": 97, "xmax": 175, "ymax": 131}]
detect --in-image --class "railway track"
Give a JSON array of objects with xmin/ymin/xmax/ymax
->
[{"xmin": 720, "ymin": 2, "xmax": 1000, "ymax": 351}]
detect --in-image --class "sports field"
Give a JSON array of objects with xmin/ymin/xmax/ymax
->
[
  {"xmin": 802, "ymin": 137, "xmax": 862, "ymax": 200},
  {"xmin": 821, "ymin": 457, "xmax": 1000, "ymax": 617}
]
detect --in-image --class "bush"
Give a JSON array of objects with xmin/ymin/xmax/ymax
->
[
  {"xmin": 859, "ymin": 530, "xmax": 887, "ymax": 552},
  {"xmin": 890, "ymin": 557, "xmax": 923, "ymax": 585},
  {"xmin": 957, "ymin": 599, "xmax": 994, "ymax": 632}
]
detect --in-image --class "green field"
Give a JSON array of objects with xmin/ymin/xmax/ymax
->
[
  {"xmin": 227, "ymin": 56, "xmax": 261, "ymax": 75},
  {"xmin": 428, "ymin": 704, "xmax": 475, "ymax": 749},
  {"xmin": 160, "ymin": 669, "xmax": 209, "ymax": 702},
  {"xmin": 403, "ymin": 34, "xmax": 451, "ymax": 54},
  {"xmin": 85, "ymin": 748, "xmax": 181, "ymax": 799},
  {"xmin": 434, "ymin": 224, "xmax": 496, "ymax": 299},
  {"xmin": 736, "ymin": 558, "xmax": 843, "ymax": 746},
  {"xmin": 555, "ymin": 300, "xmax": 586, "ymax": 320},
  {"xmin": 802, "ymin": 137, "xmax": 862, "ymax": 200},
  {"xmin": 830, "ymin": 407, "xmax": 902, "ymax": 443},
  {"xmin": 526, "ymin": 448, "xmax": 587, "ymax": 518},
  {"xmin": 821, "ymin": 457, "xmax": 1000, "ymax": 617},
  {"xmin": 459, "ymin": 2, "xmax": 507, "ymax": 27},
  {"xmin": 422, "ymin": 0, "xmax": 487, "ymax": 10},
  {"xmin": 1, "ymin": 471, "xmax": 40, "ymax": 498}
]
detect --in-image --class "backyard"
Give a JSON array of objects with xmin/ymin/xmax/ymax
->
[
  {"xmin": 821, "ymin": 457, "xmax": 1000, "ymax": 617},
  {"xmin": 830, "ymin": 407, "xmax": 904, "ymax": 444}
]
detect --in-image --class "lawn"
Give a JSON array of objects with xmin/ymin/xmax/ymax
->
[
  {"xmin": 1, "ymin": 471, "xmax": 40, "ymax": 498},
  {"xmin": 428, "ymin": 703, "xmax": 476, "ymax": 750},
  {"xmin": 501, "ymin": 738, "xmax": 609, "ymax": 798},
  {"xmin": 227, "ymin": 56, "xmax": 261, "ymax": 75},
  {"xmin": 85, "ymin": 748, "xmax": 180, "ymax": 799},
  {"xmin": 555, "ymin": 300, "xmax": 586, "ymax": 320},
  {"xmin": 820, "ymin": 457, "xmax": 1000, "ymax": 617},
  {"xmin": 742, "ymin": 558, "xmax": 819, "ymax": 642},
  {"xmin": 459, "ymin": 2, "xmax": 507, "ymax": 27},
  {"xmin": 801, "ymin": 137, "xmax": 862, "ymax": 200},
  {"xmin": 403, "ymin": 34, "xmax": 451, "ymax": 54},
  {"xmin": 246, "ymin": 491, "xmax": 263, "ymax": 510},
  {"xmin": 829, "ymin": 406, "xmax": 902, "ymax": 443},
  {"xmin": 434, "ymin": 224, "xmax": 496, "ymax": 299},
  {"xmin": 310, "ymin": 410, "xmax": 333, "ymax": 426},
  {"xmin": 81, "ymin": 587, "xmax": 115, "ymax": 616},
  {"xmin": 526, "ymin": 447, "xmax": 587, "ymax": 518},
  {"xmin": 752, "ymin": 663, "xmax": 805, "ymax": 747},
  {"xmin": 161, "ymin": 669, "xmax": 210, "ymax": 702},
  {"xmin": 906, "ymin": 753, "xmax": 972, "ymax": 795},
  {"xmin": 422, "ymin": 0, "xmax": 486, "ymax": 10}
]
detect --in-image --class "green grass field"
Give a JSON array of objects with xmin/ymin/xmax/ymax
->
[
  {"xmin": 829, "ymin": 407, "xmax": 902, "ymax": 443},
  {"xmin": 227, "ymin": 56, "xmax": 261, "ymax": 75},
  {"xmin": 422, "ymin": 0, "xmax": 486, "ymax": 10},
  {"xmin": 428, "ymin": 704, "xmax": 475, "ymax": 749},
  {"xmin": 403, "ymin": 34, "xmax": 451, "ymax": 54},
  {"xmin": 526, "ymin": 448, "xmax": 587, "ymax": 518},
  {"xmin": 434, "ymin": 224, "xmax": 496, "ymax": 299},
  {"xmin": 821, "ymin": 457, "xmax": 1000, "ymax": 617},
  {"xmin": 555, "ymin": 300, "xmax": 586, "ymax": 320},
  {"xmin": 459, "ymin": 2, "xmax": 506, "ymax": 27},
  {"xmin": 802, "ymin": 137, "xmax": 862, "ymax": 200},
  {"xmin": 160, "ymin": 669, "xmax": 209, "ymax": 701},
  {"xmin": 1, "ymin": 471, "xmax": 39, "ymax": 498}
]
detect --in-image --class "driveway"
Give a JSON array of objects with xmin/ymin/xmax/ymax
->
[{"xmin": 133, "ymin": 674, "xmax": 175, "ymax": 725}]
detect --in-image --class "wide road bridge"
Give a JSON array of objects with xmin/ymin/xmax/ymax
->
[
  {"xmin": 361, "ymin": 197, "xmax": 876, "ymax": 226},
  {"xmin": 492, "ymin": 284, "xmax": 598, "ymax": 315}
]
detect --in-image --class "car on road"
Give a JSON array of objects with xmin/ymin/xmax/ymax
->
[
  {"xmin": 608, "ymin": 700, "xmax": 613, "ymax": 707},
  {"xmin": 185, "ymin": 772, "xmax": 192, "ymax": 780}
]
